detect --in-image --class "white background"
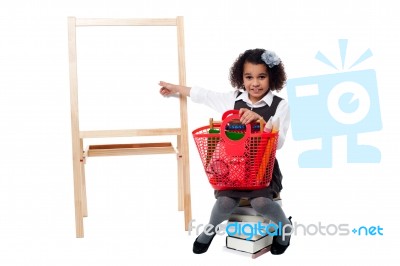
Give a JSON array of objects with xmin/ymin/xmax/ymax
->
[{"xmin": 1, "ymin": 0, "xmax": 399, "ymax": 265}]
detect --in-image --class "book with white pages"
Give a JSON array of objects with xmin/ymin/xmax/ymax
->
[
  {"xmin": 222, "ymin": 245, "xmax": 271, "ymax": 259},
  {"xmin": 226, "ymin": 233, "xmax": 274, "ymax": 254}
]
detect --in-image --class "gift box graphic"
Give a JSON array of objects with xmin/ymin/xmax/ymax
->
[{"xmin": 287, "ymin": 39, "xmax": 382, "ymax": 168}]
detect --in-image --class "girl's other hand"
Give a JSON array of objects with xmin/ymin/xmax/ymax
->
[{"xmin": 238, "ymin": 108, "xmax": 262, "ymax": 124}]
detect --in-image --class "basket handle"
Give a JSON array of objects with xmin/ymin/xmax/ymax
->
[
  {"xmin": 221, "ymin": 109, "xmax": 239, "ymax": 120},
  {"xmin": 220, "ymin": 112, "xmax": 251, "ymax": 156}
]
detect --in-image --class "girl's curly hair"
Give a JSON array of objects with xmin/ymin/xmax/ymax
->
[{"xmin": 229, "ymin": 48, "xmax": 287, "ymax": 92}]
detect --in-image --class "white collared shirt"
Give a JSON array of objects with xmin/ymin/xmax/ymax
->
[{"xmin": 190, "ymin": 86, "xmax": 290, "ymax": 149}]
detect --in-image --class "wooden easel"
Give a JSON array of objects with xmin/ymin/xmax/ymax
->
[{"xmin": 68, "ymin": 16, "xmax": 191, "ymax": 238}]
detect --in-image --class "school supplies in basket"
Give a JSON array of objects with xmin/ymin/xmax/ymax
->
[
  {"xmin": 256, "ymin": 117, "xmax": 280, "ymax": 182},
  {"xmin": 192, "ymin": 110, "xmax": 279, "ymax": 190}
]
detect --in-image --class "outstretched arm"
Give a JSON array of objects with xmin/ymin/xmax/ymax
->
[{"xmin": 159, "ymin": 81, "xmax": 191, "ymax": 97}]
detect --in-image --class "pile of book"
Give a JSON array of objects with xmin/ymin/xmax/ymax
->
[{"xmin": 223, "ymin": 198, "xmax": 282, "ymax": 259}]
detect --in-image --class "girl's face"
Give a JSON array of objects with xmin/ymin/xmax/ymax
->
[{"xmin": 242, "ymin": 62, "xmax": 270, "ymax": 103}]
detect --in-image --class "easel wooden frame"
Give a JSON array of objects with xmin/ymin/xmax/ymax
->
[{"xmin": 68, "ymin": 16, "xmax": 192, "ymax": 238}]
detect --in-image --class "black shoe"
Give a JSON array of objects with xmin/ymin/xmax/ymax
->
[
  {"xmin": 193, "ymin": 234, "xmax": 216, "ymax": 254},
  {"xmin": 271, "ymin": 216, "xmax": 292, "ymax": 255}
]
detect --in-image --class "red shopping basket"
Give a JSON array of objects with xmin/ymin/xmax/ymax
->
[{"xmin": 192, "ymin": 110, "xmax": 278, "ymax": 190}]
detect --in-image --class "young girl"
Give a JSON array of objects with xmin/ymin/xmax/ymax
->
[{"xmin": 159, "ymin": 48, "xmax": 292, "ymax": 255}]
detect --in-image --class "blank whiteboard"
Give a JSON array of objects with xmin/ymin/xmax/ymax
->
[{"xmin": 76, "ymin": 26, "xmax": 181, "ymax": 131}]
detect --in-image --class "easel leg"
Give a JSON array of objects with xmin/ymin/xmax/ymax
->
[
  {"xmin": 179, "ymin": 135, "xmax": 192, "ymax": 231},
  {"xmin": 177, "ymin": 135, "xmax": 192, "ymax": 230},
  {"xmin": 182, "ymin": 153, "xmax": 192, "ymax": 231},
  {"xmin": 177, "ymin": 136, "xmax": 184, "ymax": 211},
  {"xmin": 72, "ymin": 156, "xmax": 84, "ymax": 238},
  {"xmin": 80, "ymin": 139, "xmax": 88, "ymax": 217},
  {"xmin": 69, "ymin": 16, "xmax": 84, "ymax": 237}
]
